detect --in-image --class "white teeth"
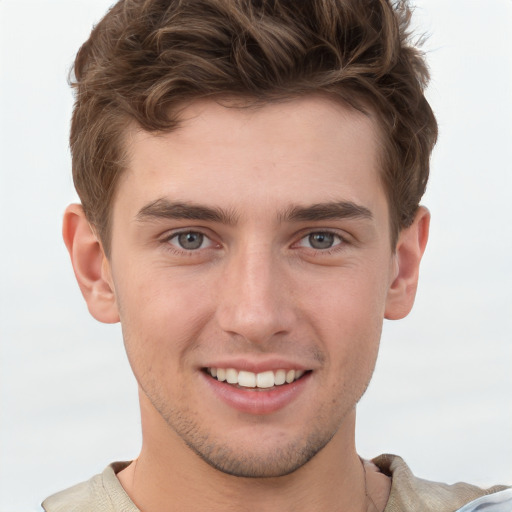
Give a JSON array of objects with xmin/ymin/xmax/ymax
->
[
  {"xmin": 208, "ymin": 367, "xmax": 306, "ymax": 388},
  {"xmin": 226, "ymin": 368, "xmax": 238, "ymax": 384},
  {"xmin": 274, "ymin": 369, "xmax": 286, "ymax": 385},
  {"xmin": 238, "ymin": 370, "xmax": 256, "ymax": 388},
  {"xmin": 285, "ymin": 369, "xmax": 296, "ymax": 383},
  {"xmin": 256, "ymin": 371, "xmax": 275, "ymax": 388}
]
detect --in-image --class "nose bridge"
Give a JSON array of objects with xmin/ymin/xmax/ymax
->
[{"xmin": 216, "ymin": 239, "xmax": 292, "ymax": 343}]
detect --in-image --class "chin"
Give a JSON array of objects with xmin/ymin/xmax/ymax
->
[
  {"xmin": 177, "ymin": 420, "xmax": 337, "ymax": 478},
  {"xmin": 189, "ymin": 442, "xmax": 326, "ymax": 478}
]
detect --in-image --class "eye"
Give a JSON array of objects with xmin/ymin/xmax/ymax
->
[
  {"xmin": 168, "ymin": 231, "xmax": 213, "ymax": 251},
  {"xmin": 298, "ymin": 232, "xmax": 343, "ymax": 250}
]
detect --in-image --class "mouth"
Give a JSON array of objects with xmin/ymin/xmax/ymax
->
[
  {"xmin": 204, "ymin": 367, "xmax": 309, "ymax": 390},
  {"xmin": 202, "ymin": 365, "xmax": 312, "ymax": 414}
]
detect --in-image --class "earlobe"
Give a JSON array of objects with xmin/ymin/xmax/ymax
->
[
  {"xmin": 62, "ymin": 204, "xmax": 120, "ymax": 324},
  {"xmin": 385, "ymin": 206, "xmax": 430, "ymax": 320}
]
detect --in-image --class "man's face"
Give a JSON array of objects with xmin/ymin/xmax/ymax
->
[{"xmin": 107, "ymin": 96, "xmax": 398, "ymax": 477}]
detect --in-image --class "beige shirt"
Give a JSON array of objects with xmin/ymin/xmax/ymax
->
[
  {"xmin": 372, "ymin": 454, "xmax": 508, "ymax": 512},
  {"xmin": 42, "ymin": 455, "xmax": 509, "ymax": 512}
]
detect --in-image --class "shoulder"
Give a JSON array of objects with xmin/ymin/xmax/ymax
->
[
  {"xmin": 42, "ymin": 462, "xmax": 139, "ymax": 512},
  {"xmin": 373, "ymin": 454, "xmax": 511, "ymax": 512}
]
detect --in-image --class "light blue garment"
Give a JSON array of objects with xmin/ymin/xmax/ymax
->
[{"xmin": 455, "ymin": 489, "xmax": 512, "ymax": 512}]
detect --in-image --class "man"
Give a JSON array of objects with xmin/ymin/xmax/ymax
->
[{"xmin": 42, "ymin": 0, "xmax": 510, "ymax": 511}]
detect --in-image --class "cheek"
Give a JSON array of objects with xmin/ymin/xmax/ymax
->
[
  {"xmin": 301, "ymin": 268, "xmax": 386, "ymax": 370},
  {"xmin": 114, "ymin": 265, "xmax": 213, "ymax": 370},
  {"xmin": 304, "ymin": 266, "xmax": 388, "ymax": 328}
]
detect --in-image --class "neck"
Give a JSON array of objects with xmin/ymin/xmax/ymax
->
[{"xmin": 117, "ymin": 394, "xmax": 386, "ymax": 512}]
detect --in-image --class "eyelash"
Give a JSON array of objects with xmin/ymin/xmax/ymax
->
[
  {"xmin": 294, "ymin": 230, "xmax": 347, "ymax": 254},
  {"xmin": 162, "ymin": 230, "xmax": 217, "ymax": 256},
  {"xmin": 160, "ymin": 229, "xmax": 349, "ymax": 257}
]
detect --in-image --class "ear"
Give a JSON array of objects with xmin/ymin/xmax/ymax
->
[
  {"xmin": 385, "ymin": 206, "xmax": 430, "ymax": 320},
  {"xmin": 62, "ymin": 204, "xmax": 119, "ymax": 324}
]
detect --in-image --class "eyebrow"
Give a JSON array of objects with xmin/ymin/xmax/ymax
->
[
  {"xmin": 280, "ymin": 201, "xmax": 373, "ymax": 222},
  {"xmin": 135, "ymin": 198, "xmax": 373, "ymax": 226},
  {"xmin": 136, "ymin": 199, "xmax": 238, "ymax": 225}
]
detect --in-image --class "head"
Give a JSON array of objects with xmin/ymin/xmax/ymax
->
[
  {"xmin": 70, "ymin": 0, "xmax": 437, "ymax": 256},
  {"xmin": 63, "ymin": 0, "xmax": 435, "ymax": 482}
]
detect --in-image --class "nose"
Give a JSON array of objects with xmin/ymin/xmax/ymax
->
[{"xmin": 215, "ymin": 243, "xmax": 296, "ymax": 345}]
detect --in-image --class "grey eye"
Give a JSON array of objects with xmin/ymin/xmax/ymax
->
[
  {"xmin": 308, "ymin": 232, "xmax": 336, "ymax": 249},
  {"xmin": 177, "ymin": 232, "xmax": 204, "ymax": 250}
]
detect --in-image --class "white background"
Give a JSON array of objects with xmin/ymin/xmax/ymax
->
[{"xmin": 1, "ymin": 1, "xmax": 511, "ymax": 510}]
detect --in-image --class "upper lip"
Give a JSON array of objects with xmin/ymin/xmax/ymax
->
[{"xmin": 201, "ymin": 357, "xmax": 312, "ymax": 373}]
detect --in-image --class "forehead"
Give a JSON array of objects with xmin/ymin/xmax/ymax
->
[{"xmin": 117, "ymin": 95, "xmax": 387, "ymax": 225}]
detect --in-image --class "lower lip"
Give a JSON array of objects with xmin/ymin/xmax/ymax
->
[{"xmin": 202, "ymin": 371, "xmax": 311, "ymax": 415}]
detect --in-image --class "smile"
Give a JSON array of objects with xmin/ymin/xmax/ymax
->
[{"xmin": 206, "ymin": 367, "xmax": 307, "ymax": 389}]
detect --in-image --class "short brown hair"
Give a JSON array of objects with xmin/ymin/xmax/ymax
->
[{"xmin": 71, "ymin": 0, "xmax": 437, "ymax": 254}]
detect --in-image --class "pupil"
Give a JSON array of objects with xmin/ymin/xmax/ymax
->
[
  {"xmin": 178, "ymin": 232, "xmax": 203, "ymax": 250},
  {"xmin": 309, "ymin": 232, "xmax": 334, "ymax": 249}
]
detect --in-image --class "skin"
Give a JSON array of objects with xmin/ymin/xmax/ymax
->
[{"xmin": 63, "ymin": 96, "xmax": 429, "ymax": 512}]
